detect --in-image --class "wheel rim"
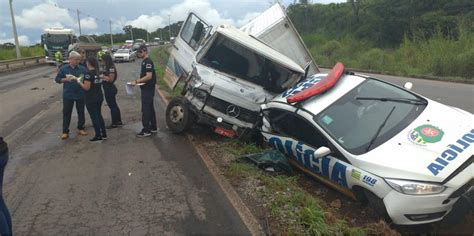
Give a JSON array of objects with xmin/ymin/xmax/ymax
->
[{"xmin": 169, "ymin": 105, "xmax": 184, "ymax": 123}]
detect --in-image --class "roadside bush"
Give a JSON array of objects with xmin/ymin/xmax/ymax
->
[
  {"xmin": 453, "ymin": 49, "xmax": 474, "ymax": 79},
  {"xmin": 356, "ymin": 48, "xmax": 388, "ymax": 71},
  {"xmin": 304, "ymin": 25, "xmax": 473, "ymax": 79}
]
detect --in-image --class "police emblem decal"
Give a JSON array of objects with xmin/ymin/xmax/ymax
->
[{"xmin": 408, "ymin": 124, "xmax": 444, "ymax": 145}]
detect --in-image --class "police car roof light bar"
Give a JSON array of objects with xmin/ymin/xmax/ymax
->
[{"xmin": 287, "ymin": 62, "xmax": 345, "ymax": 103}]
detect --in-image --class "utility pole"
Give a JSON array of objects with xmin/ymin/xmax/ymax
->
[
  {"xmin": 8, "ymin": 0, "xmax": 21, "ymax": 58},
  {"xmin": 146, "ymin": 31, "xmax": 149, "ymax": 43},
  {"xmin": 77, "ymin": 9, "xmax": 82, "ymax": 35},
  {"xmin": 160, "ymin": 29, "xmax": 163, "ymax": 41},
  {"xmin": 168, "ymin": 14, "xmax": 172, "ymax": 40},
  {"xmin": 109, "ymin": 20, "xmax": 113, "ymax": 47},
  {"xmin": 130, "ymin": 27, "xmax": 134, "ymax": 41}
]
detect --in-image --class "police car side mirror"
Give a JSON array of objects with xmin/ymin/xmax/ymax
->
[
  {"xmin": 314, "ymin": 146, "xmax": 331, "ymax": 158},
  {"xmin": 404, "ymin": 82, "xmax": 413, "ymax": 90}
]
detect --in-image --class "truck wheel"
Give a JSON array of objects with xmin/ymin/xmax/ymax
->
[
  {"xmin": 364, "ymin": 189, "xmax": 390, "ymax": 221},
  {"xmin": 166, "ymin": 97, "xmax": 195, "ymax": 133}
]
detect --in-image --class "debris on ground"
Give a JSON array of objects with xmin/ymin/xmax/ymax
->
[
  {"xmin": 242, "ymin": 150, "xmax": 293, "ymax": 174},
  {"xmin": 330, "ymin": 199, "xmax": 342, "ymax": 209}
]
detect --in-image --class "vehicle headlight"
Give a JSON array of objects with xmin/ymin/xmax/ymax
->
[
  {"xmin": 385, "ymin": 179, "xmax": 446, "ymax": 195},
  {"xmin": 193, "ymin": 88, "xmax": 208, "ymax": 101}
]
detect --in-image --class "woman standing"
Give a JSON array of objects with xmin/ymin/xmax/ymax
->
[
  {"xmin": 0, "ymin": 138, "xmax": 12, "ymax": 235},
  {"xmin": 78, "ymin": 57, "xmax": 107, "ymax": 142},
  {"xmin": 102, "ymin": 54, "xmax": 123, "ymax": 128}
]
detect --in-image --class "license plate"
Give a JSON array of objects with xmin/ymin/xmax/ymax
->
[{"xmin": 214, "ymin": 127, "xmax": 235, "ymax": 138}]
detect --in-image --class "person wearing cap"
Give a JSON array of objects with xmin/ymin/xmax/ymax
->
[
  {"xmin": 55, "ymin": 51, "xmax": 88, "ymax": 140},
  {"xmin": 0, "ymin": 138, "xmax": 12, "ymax": 235},
  {"xmin": 131, "ymin": 45, "xmax": 157, "ymax": 137}
]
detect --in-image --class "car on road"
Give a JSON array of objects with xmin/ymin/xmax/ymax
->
[
  {"xmin": 260, "ymin": 63, "xmax": 473, "ymax": 225},
  {"xmin": 112, "ymin": 48, "xmax": 136, "ymax": 62},
  {"xmin": 133, "ymin": 39, "xmax": 146, "ymax": 51}
]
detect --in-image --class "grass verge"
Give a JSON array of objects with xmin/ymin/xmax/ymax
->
[{"xmin": 223, "ymin": 140, "xmax": 368, "ymax": 235}]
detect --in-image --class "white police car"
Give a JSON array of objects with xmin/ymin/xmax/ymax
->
[{"xmin": 260, "ymin": 63, "xmax": 473, "ymax": 225}]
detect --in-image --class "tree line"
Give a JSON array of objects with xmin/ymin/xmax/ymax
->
[
  {"xmin": 91, "ymin": 22, "xmax": 183, "ymax": 46},
  {"xmin": 288, "ymin": 0, "xmax": 474, "ymax": 47},
  {"xmin": 287, "ymin": 0, "xmax": 474, "ymax": 79}
]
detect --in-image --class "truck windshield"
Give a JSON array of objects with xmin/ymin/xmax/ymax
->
[
  {"xmin": 315, "ymin": 79, "xmax": 427, "ymax": 155},
  {"xmin": 46, "ymin": 34, "xmax": 70, "ymax": 44},
  {"xmin": 199, "ymin": 35, "xmax": 299, "ymax": 93}
]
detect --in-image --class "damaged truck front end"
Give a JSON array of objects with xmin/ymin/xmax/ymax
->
[
  {"xmin": 166, "ymin": 24, "xmax": 304, "ymax": 138},
  {"xmin": 166, "ymin": 5, "xmax": 311, "ymax": 138}
]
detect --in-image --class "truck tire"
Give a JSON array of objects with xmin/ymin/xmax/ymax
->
[{"xmin": 166, "ymin": 97, "xmax": 195, "ymax": 134}]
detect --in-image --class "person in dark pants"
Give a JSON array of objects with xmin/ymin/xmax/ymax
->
[
  {"xmin": 55, "ymin": 51, "xmax": 88, "ymax": 140},
  {"xmin": 0, "ymin": 138, "xmax": 12, "ymax": 235},
  {"xmin": 101, "ymin": 54, "xmax": 123, "ymax": 128},
  {"xmin": 131, "ymin": 45, "xmax": 157, "ymax": 137},
  {"xmin": 78, "ymin": 57, "xmax": 106, "ymax": 142}
]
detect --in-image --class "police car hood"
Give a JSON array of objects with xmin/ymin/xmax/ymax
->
[
  {"xmin": 195, "ymin": 64, "xmax": 276, "ymax": 111},
  {"xmin": 355, "ymin": 100, "xmax": 473, "ymax": 182}
]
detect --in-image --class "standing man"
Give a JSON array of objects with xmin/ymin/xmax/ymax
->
[
  {"xmin": 55, "ymin": 51, "xmax": 88, "ymax": 140},
  {"xmin": 132, "ymin": 45, "xmax": 157, "ymax": 137}
]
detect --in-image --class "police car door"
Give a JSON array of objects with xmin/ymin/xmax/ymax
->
[
  {"xmin": 261, "ymin": 106, "xmax": 353, "ymax": 192},
  {"xmin": 170, "ymin": 12, "xmax": 210, "ymax": 77}
]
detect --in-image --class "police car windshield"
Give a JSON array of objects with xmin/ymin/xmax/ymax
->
[{"xmin": 315, "ymin": 79, "xmax": 426, "ymax": 155}]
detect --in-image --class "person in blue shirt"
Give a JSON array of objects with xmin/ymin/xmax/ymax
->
[
  {"xmin": 78, "ymin": 57, "xmax": 107, "ymax": 142},
  {"xmin": 0, "ymin": 138, "xmax": 11, "ymax": 235},
  {"xmin": 55, "ymin": 51, "xmax": 88, "ymax": 140}
]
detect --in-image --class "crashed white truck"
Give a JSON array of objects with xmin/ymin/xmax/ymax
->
[{"xmin": 165, "ymin": 3, "xmax": 317, "ymax": 139}]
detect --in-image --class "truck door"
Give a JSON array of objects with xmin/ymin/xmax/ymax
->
[{"xmin": 169, "ymin": 12, "xmax": 210, "ymax": 77}]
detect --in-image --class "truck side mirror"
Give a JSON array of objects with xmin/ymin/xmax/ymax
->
[{"xmin": 314, "ymin": 146, "xmax": 331, "ymax": 158}]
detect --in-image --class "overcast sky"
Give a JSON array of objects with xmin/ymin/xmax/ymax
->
[{"xmin": 1, "ymin": 0, "xmax": 345, "ymax": 45}]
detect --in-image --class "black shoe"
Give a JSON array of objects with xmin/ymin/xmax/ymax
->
[
  {"xmin": 115, "ymin": 122, "xmax": 123, "ymax": 126},
  {"xmin": 137, "ymin": 130, "xmax": 151, "ymax": 137},
  {"xmin": 107, "ymin": 124, "xmax": 118, "ymax": 129},
  {"xmin": 102, "ymin": 134, "xmax": 107, "ymax": 140},
  {"xmin": 150, "ymin": 127, "xmax": 158, "ymax": 133},
  {"xmin": 89, "ymin": 136, "xmax": 103, "ymax": 143}
]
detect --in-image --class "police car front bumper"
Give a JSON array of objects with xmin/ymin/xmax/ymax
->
[{"xmin": 383, "ymin": 163, "xmax": 473, "ymax": 225}]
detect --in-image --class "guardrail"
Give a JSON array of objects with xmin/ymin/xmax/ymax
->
[{"xmin": 0, "ymin": 56, "xmax": 46, "ymax": 72}]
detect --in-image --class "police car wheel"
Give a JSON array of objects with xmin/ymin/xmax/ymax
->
[
  {"xmin": 364, "ymin": 189, "xmax": 390, "ymax": 222},
  {"xmin": 166, "ymin": 97, "xmax": 195, "ymax": 133}
]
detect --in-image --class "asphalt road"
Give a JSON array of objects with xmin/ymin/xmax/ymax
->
[
  {"xmin": 320, "ymin": 68, "xmax": 474, "ymax": 113},
  {"xmin": 0, "ymin": 62, "xmax": 249, "ymax": 234}
]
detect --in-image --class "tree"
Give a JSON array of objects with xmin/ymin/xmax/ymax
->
[{"xmin": 348, "ymin": 0, "xmax": 363, "ymax": 23}]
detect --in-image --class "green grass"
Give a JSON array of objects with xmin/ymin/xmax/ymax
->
[
  {"xmin": 229, "ymin": 161, "xmax": 367, "ymax": 235},
  {"xmin": 0, "ymin": 46, "xmax": 44, "ymax": 60},
  {"xmin": 149, "ymin": 46, "xmax": 183, "ymax": 97},
  {"xmin": 305, "ymin": 27, "xmax": 474, "ymax": 79},
  {"xmin": 223, "ymin": 140, "xmax": 367, "ymax": 235}
]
